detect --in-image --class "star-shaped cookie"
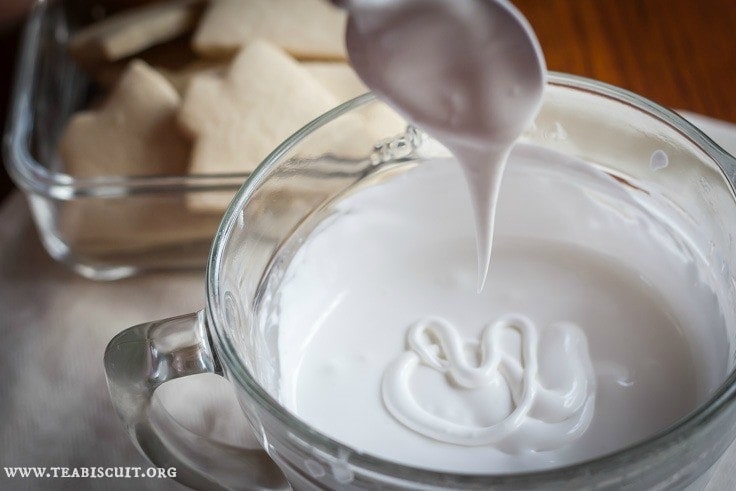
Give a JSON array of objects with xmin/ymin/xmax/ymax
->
[
  {"xmin": 59, "ymin": 60, "xmax": 190, "ymax": 177},
  {"xmin": 179, "ymin": 39, "xmax": 342, "ymax": 177}
]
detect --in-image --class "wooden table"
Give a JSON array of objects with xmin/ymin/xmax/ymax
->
[
  {"xmin": 1, "ymin": 0, "xmax": 735, "ymax": 202},
  {"xmin": 516, "ymin": 0, "xmax": 736, "ymax": 122}
]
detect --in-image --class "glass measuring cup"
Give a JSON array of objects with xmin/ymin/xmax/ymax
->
[{"xmin": 104, "ymin": 74, "xmax": 736, "ymax": 490}]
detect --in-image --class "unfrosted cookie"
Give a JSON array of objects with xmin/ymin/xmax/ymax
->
[
  {"xmin": 158, "ymin": 59, "xmax": 228, "ymax": 94},
  {"xmin": 302, "ymin": 61, "xmax": 368, "ymax": 101},
  {"xmin": 179, "ymin": 40, "xmax": 341, "ymax": 176},
  {"xmin": 192, "ymin": 0, "xmax": 347, "ymax": 60},
  {"xmin": 68, "ymin": 0, "xmax": 206, "ymax": 67},
  {"xmin": 302, "ymin": 61, "xmax": 407, "ymax": 139},
  {"xmin": 59, "ymin": 60, "xmax": 190, "ymax": 177},
  {"xmin": 88, "ymin": 36, "xmax": 200, "ymax": 89}
]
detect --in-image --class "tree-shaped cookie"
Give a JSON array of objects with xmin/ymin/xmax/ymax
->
[{"xmin": 59, "ymin": 60, "xmax": 190, "ymax": 177}]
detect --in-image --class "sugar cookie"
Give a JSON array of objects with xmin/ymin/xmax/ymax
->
[
  {"xmin": 192, "ymin": 0, "xmax": 346, "ymax": 60},
  {"xmin": 59, "ymin": 60, "xmax": 190, "ymax": 177},
  {"xmin": 68, "ymin": 0, "xmax": 206, "ymax": 67},
  {"xmin": 179, "ymin": 40, "xmax": 340, "ymax": 177},
  {"xmin": 302, "ymin": 61, "xmax": 407, "ymax": 140}
]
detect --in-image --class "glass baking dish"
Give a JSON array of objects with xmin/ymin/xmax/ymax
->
[{"xmin": 3, "ymin": 1, "xmax": 255, "ymax": 280}]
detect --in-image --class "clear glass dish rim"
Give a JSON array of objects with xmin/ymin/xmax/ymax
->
[{"xmin": 207, "ymin": 74, "xmax": 736, "ymax": 485}]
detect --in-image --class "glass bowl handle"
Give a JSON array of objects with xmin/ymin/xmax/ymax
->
[{"xmin": 104, "ymin": 311, "xmax": 289, "ymax": 490}]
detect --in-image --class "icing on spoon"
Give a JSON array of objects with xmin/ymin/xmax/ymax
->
[{"xmin": 339, "ymin": 0, "xmax": 546, "ymax": 290}]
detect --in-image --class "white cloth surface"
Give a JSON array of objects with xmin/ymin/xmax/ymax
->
[
  {"xmin": 0, "ymin": 195, "xmax": 256, "ymax": 490},
  {"xmin": 0, "ymin": 113, "xmax": 735, "ymax": 491}
]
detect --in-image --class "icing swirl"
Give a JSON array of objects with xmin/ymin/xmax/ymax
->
[{"xmin": 382, "ymin": 315, "xmax": 596, "ymax": 451}]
